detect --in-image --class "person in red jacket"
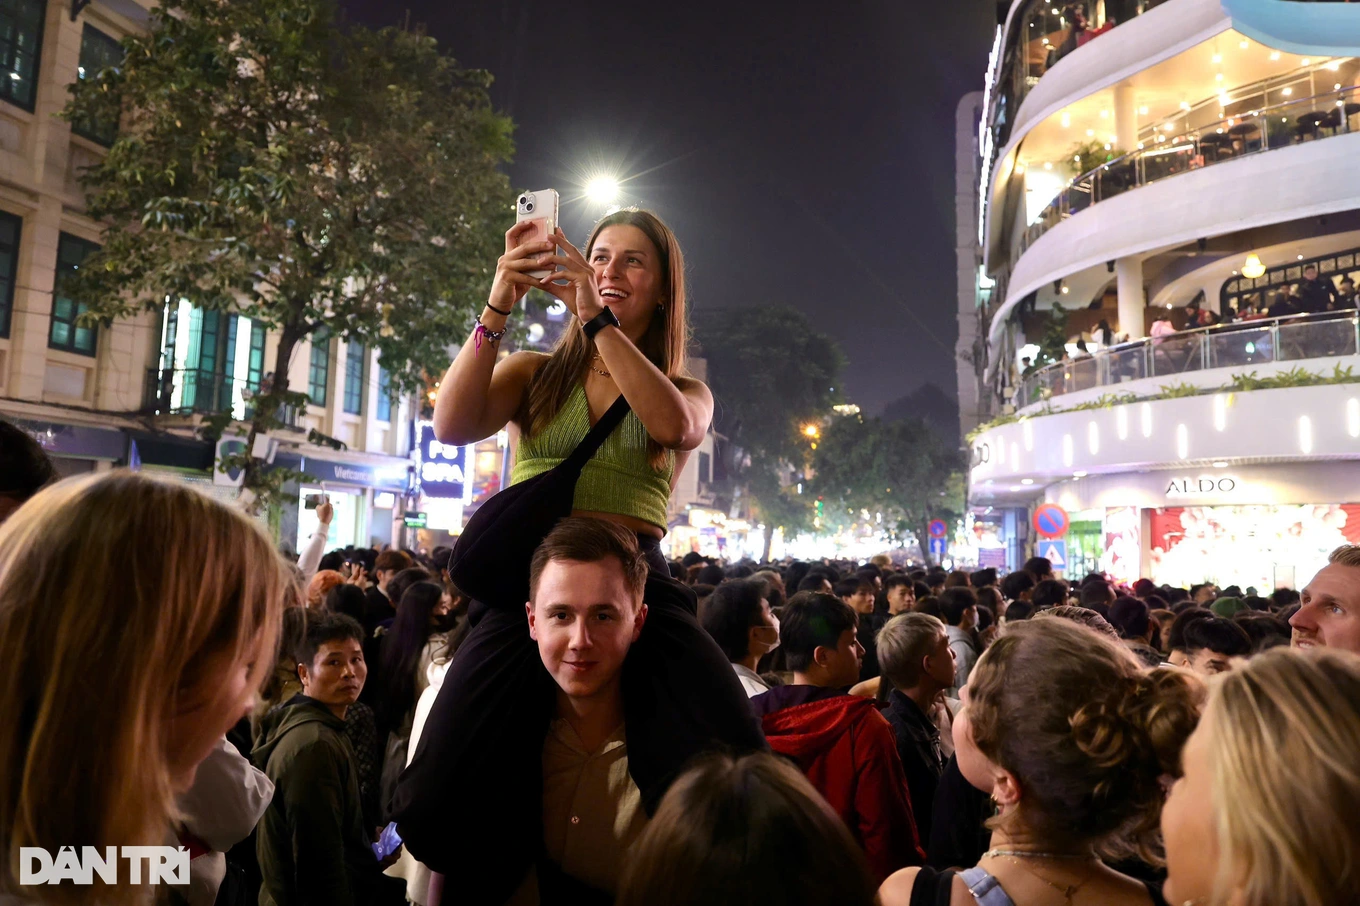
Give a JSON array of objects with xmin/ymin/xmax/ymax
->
[{"xmin": 751, "ymin": 591, "xmax": 925, "ymax": 882}]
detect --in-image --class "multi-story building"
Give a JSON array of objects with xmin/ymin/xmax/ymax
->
[
  {"xmin": 962, "ymin": 0, "xmax": 1360, "ymax": 587},
  {"xmin": 0, "ymin": 0, "xmax": 417, "ymax": 552}
]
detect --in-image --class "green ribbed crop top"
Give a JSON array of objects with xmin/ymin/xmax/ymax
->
[{"xmin": 510, "ymin": 384, "xmax": 675, "ymax": 530}]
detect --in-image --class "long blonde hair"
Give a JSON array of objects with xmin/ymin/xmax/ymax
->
[
  {"xmin": 519, "ymin": 208, "xmax": 689, "ymax": 469},
  {"xmin": 1203, "ymin": 647, "xmax": 1360, "ymax": 906},
  {"xmin": 0, "ymin": 472, "xmax": 286, "ymax": 904}
]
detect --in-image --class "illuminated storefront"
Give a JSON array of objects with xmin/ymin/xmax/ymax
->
[{"xmin": 1044, "ymin": 462, "xmax": 1360, "ymax": 589}]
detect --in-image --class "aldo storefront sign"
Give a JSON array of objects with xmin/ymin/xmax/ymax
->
[{"xmin": 1165, "ymin": 475, "xmax": 1240, "ymax": 498}]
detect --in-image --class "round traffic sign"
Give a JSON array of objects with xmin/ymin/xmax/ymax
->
[
  {"xmin": 1032, "ymin": 503, "xmax": 1069, "ymax": 539},
  {"xmin": 928, "ymin": 519, "xmax": 947, "ymax": 539}
]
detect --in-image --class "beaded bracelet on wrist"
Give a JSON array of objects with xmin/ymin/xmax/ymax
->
[{"xmin": 473, "ymin": 321, "xmax": 506, "ymax": 356}]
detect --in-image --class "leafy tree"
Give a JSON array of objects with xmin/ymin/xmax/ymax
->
[
  {"xmin": 1036, "ymin": 302, "xmax": 1070, "ymax": 367},
  {"xmin": 64, "ymin": 0, "xmax": 513, "ymax": 511},
  {"xmin": 811, "ymin": 413, "xmax": 966, "ymax": 565},
  {"xmin": 695, "ymin": 305, "xmax": 844, "ymax": 558},
  {"xmin": 696, "ymin": 306, "xmax": 846, "ymax": 476}
]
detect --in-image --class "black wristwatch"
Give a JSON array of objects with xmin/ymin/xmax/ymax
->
[{"xmin": 582, "ymin": 307, "xmax": 621, "ymax": 340}]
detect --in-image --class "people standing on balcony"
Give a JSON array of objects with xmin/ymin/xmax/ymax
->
[
  {"xmin": 1336, "ymin": 276, "xmax": 1357, "ymax": 309},
  {"xmin": 1055, "ymin": 4, "xmax": 1114, "ymax": 62},
  {"xmin": 1267, "ymin": 290, "xmax": 1299, "ymax": 319},
  {"xmin": 1296, "ymin": 264, "xmax": 1337, "ymax": 315}
]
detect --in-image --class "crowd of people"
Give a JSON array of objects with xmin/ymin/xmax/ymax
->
[{"xmin": 3, "ymin": 203, "xmax": 1360, "ymax": 906}]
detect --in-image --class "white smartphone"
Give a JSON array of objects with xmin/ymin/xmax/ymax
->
[{"xmin": 515, "ymin": 189, "xmax": 560, "ymax": 279}]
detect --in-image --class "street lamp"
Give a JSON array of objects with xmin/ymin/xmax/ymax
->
[
  {"xmin": 802, "ymin": 424, "xmax": 820, "ymax": 439},
  {"xmin": 585, "ymin": 176, "xmax": 620, "ymax": 207}
]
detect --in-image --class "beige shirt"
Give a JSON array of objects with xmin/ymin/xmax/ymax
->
[{"xmin": 506, "ymin": 719, "xmax": 648, "ymax": 904}]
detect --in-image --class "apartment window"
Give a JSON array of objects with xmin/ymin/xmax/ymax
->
[
  {"xmin": 246, "ymin": 320, "xmax": 266, "ymax": 389},
  {"xmin": 49, "ymin": 234, "xmax": 100, "ymax": 356},
  {"xmin": 308, "ymin": 328, "xmax": 330, "ymax": 407},
  {"xmin": 71, "ymin": 25, "xmax": 123, "ymax": 144},
  {"xmin": 0, "ymin": 0, "xmax": 44, "ymax": 112},
  {"xmin": 0, "ymin": 210, "xmax": 19, "ymax": 338},
  {"xmin": 375, "ymin": 363, "xmax": 391, "ymax": 422},
  {"xmin": 698, "ymin": 451, "xmax": 711, "ymax": 484},
  {"xmin": 343, "ymin": 340, "xmax": 364, "ymax": 415}
]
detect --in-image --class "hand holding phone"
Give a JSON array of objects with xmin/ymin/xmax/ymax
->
[{"xmin": 372, "ymin": 821, "xmax": 403, "ymax": 862}]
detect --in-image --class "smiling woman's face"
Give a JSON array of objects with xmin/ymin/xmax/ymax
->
[{"xmin": 589, "ymin": 224, "xmax": 665, "ymax": 335}]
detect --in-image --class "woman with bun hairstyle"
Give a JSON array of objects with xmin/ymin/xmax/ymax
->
[
  {"xmin": 1161, "ymin": 647, "xmax": 1360, "ymax": 906},
  {"xmin": 881, "ymin": 619, "xmax": 1204, "ymax": 906},
  {"xmin": 0, "ymin": 472, "xmax": 286, "ymax": 905},
  {"xmin": 391, "ymin": 209, "xmax": 765, "ymax": 902}
]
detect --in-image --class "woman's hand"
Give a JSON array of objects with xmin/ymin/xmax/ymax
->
[
  {"xmin": 536, "ymin": 227, "xmax": 605, "ymax": 323},
  {"xmin": 489, "ymin": 220, "xmax": 556, "ymax": 315}
]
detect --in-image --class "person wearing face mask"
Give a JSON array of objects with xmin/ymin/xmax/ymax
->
[{"xmin": 699, "ymin": 578, "xmax": 780, "ymax": 697}]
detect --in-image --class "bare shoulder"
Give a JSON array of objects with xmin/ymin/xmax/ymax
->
[
  {"xmin": 878, "ymin": 866, "xmax": 921, "ymax": 906},
  {"xmin": 500, "ymin": 350, "xmax": 551, "ymax": 374}
]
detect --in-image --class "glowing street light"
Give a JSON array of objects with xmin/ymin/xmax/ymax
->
[
  {"xmin": 585, "ymin": 176, "xmax": 620, "ymax": 206},
  {"xmin": 802, "ymin": 424, "xmax": 820, "ymax": 439}
]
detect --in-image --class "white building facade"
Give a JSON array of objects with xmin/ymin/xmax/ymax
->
[{"xmin": 964, "ymin": 0, "xmax": 1360, "ymax": 585}]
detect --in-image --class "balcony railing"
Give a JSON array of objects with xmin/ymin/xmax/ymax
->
[
  {"xmin": 1016, "ymin": 310, "xmax": 1360, "ymax": 407},
  {"xmin": 144, "ymin": 368, "xmax": 300, "ymax": 426},
  {"xmin": 1018, "ymin": 86, "xmax": 1360, "ymax": 258}
]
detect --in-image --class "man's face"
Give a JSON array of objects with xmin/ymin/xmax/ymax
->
[
  {"xmin": 1194, "ymin": 585, "xmax": 1219, "ymax": 604},
  {"xmin": 1292, "ymin": 563, "xmax": 1360, "ymax": 653},
  {"xmin": 818, "ymin": 627, "xmax": 864, "ymax": 688},
  {"xmin": 299, "ymin": 638, "xmax": 367, "ymax": 709},
  {"xmin": 886, "ymin": 583, "xmax": 915, "ymax": 615},
  {"xmin": 924, "ymin": 631, "xmax": 956, "ymax": 688},
  {"xmin": 845, "ymin": 587, "xmax": 875, "ymax": 615},
  {"xmin": 527, "ymin": 558, "xmax": 646, "ymax": 702},
  {"xmin": 376, "ymin": 568, "xmax": 397, "ymax": 590},
  {"xmin": 1304, "ymin": 267, "xmax": 1318, "ymax": 282},
  {"xmin": 1185, "ymin": 647, "xmax": 1234, "ymax": 677}
]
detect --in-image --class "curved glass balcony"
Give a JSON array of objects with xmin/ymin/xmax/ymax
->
[
  {"xmin": 1017, "ymin": 85, "xmax": 1359, "ymax": 258},
  {"xmin": 1016, "ymin": 310, "xmax": 1360, "ymax": 407}
]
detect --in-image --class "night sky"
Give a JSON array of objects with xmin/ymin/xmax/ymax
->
[{"xmin": 338, "ymin": 0, "xmax": 996, "ymax": 416}]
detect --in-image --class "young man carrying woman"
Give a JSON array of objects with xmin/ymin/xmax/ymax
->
[{"xmin": 390, "ymin": 210, "xmax": 766, "ymax": 904}]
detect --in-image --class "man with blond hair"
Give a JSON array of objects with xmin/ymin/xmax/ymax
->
[
  {"xmin": 876, "ymin": 613, "xmax": 955, "ymax": 847},
  {"xmin": 1291, "ymin": 544, "xmax": 1360, "ymax": 654}
]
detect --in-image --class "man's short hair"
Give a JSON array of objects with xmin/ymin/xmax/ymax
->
[
  {"xmin": 1023, "ymin": 556, "xmax": 1053, "ymax": 580},
  {"xmin": 939, "ymin": 586, "xmax": 978, "ymax": 627},
  {"xmin": 529, "ymin": 517, "xmax": 648, "ymax": 603},
  {"xmin": 970, "ymin": 568, "xmax": 998, "ymax": 588},
  {"xmin": 374, "ymin": 549, "xmax": 414, "ymax": 574},
  {"xmin": 296, "ymin": 612, "xmax": 365, "ymax": 669},
  {"xmin": 1031, "ymin": 578, "xmax": 1070, "ymax": 610},
  {"xmin": 387, "ymin": 567, "xmax": 433, "ymax": 612},
  {"xmin": 833, "ymin": 577, "xmax": 874, "ymax": 599},
  {"xmin": 1328, "ymin": 544, "xmax": 1360, "ymax": 569},
  {"xmin": 1079, "ymin": 580, "xmax": 1112, "ymax": 608},
  {"xmin": 0, "ymin": 420, "xmax": 57, "ymax": 503},
  {"xmin": 699, "ymin": 579, "xmax": 767, "ymax": 662},
  {"xmin": 915, "ymin": 596, "xmax": 944, "ymax": 619},
  {"xmin": 1000, "ymin": 570, "xmax": 1036, "ymax": 602},
  {"xmin": 877, "ymin": 613, "xmax": 947, "ymax": 691},
  {"xmin": 1181, "ymin": 615, "xmax": 1251, "ymax": 658},
  {"xmin": 883, "ymin": 573, "xmax": 912, "ymax": 594},
  {"xmin": 1035, "ymin": 605, "xmax": 1119, "ymax": 641},
  {"xmin": 1166, "ymin": 607, "xmax": 1212, "ymax": 651},
  {"xmin": 1004, "ymin": 600, "xmax": 1035, "ymax": 621},
  {"xmin": 780, "ymin": 592, "xmax": 858, "ymax": 673},
  {"xmin": 1108, "ymin": 596, "xmax": 1151, "ymax": 640},
  {"xmin": 797, "ymin": 574, "xmax": 830, "ymax": 593}
]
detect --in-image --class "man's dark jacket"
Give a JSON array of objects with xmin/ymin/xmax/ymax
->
[
  {"xmin": 884, "ymin": 689, "xmax": 946, "ymax": 847},
  {"xmin": 252, "ymin": 694, "xmax": 399, "ymax": 906}
]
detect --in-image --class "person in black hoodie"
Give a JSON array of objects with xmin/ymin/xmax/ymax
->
[{"xmin": 253, "ymin": 612, "xmax": 404, "ymax": 906}]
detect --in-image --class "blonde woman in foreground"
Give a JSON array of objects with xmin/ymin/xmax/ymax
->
[
  {"xmin": 0, "ymin": 472, "xmax": 287, "ymax": 905},
  {"xmin": 1161, "ymin": 647, "xmax": 1360, "ymax": 906}
]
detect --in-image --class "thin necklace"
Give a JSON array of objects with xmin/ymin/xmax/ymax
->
[
  {"xmin": 983, "ymin": 852, "xmax": 1096, "ymax": 905},
  {"xmin": 984, "ymin": 850, "xmax": 1096, "ymax": 861},
  {"xmin": 589, "ymin": 353, "xmax": 611, "ymax": 378}
]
